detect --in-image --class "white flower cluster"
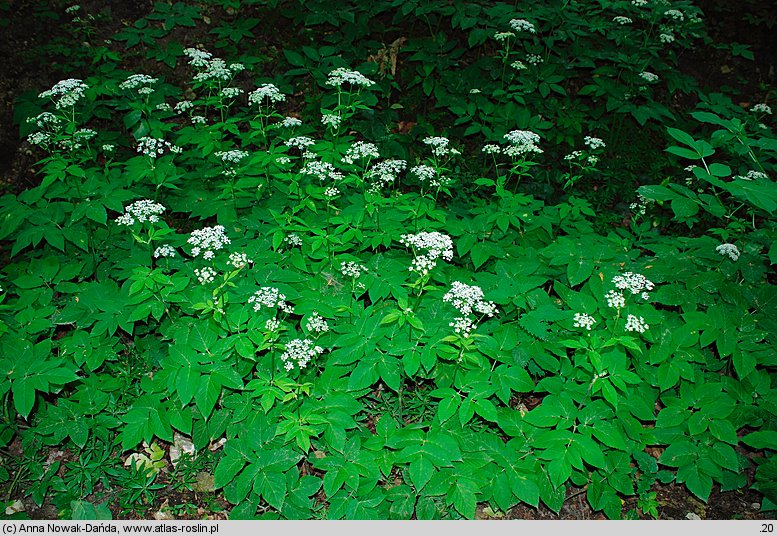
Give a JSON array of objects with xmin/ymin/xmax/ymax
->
[
  {"xmin": 613, "ymin": 16, "xmax": 632, "ymax": 24},
  {"xmin": 285, "ymin": 136, "xmax": 316, "ymax": 150},
  {"xmin": 639, "ymin": 71, "xmax": 659, "ymax": 83},
  {"xmin": 342, "ymin": 141, "xmax": 380, "ymax": 165},
  {"xmin": 526, "ymin": 54, "xmax": 543, "ymax": 65},
  {"xmin": 511, "ymin": 61, "xmax": 527, "ymax": 70},
  {"xmin": 443, "ymin": 281, "xmax": 498, "ymax": 338},
  {"xmin": 220, "ymin": 87, "xmax": 243, "ymax": 99},
  {"xmin": 188, "ymin": 225, "xmax": 231, "ymax": 260},
  {"xmin": 340, "ymin": 261, "xmax": 367, "ymax": 278},
  {"xmin": 248, "ymin": 287, "xmax": 294, "ymax": 314},
  {"xmin": 659, "ymin": 32, "xmax": 675, "ymax": 44},
  {"xmin": 191, "ymin": 115, "xmax": 206, "ymax": 125},
  {"xmin": 494, "ymin": 31, "xmax": 515, "ymax": 41},
  {"xmin": 612, "ymin": 272, "xmax": 655, "ymax": 300},
  {"xmin": 326, "ymin": 67, "xmax": 376, "ymax": 88},
  {"xmin": 27, "ymin": 131, "xmax": 53, "ymax": 147},
  {"xmin": 249, "ymin": 83, "xmax": 286, "ymax": 105},
  {"xmin": 321, "ymin": 113, "xmax": 342, "ymax": 129},
  {"xmin": 153, "ymin": 244, "xmax": 176, "ymax": 258},
  {"xmin": 115, "ymin": 199, "xmax": 166, "ymax": 226},
  {"xmin": 196, "ymin": 58, "xmax": 240, "ymax": 82},
  {"xmin": 584, "ymin": 136, "xmax": 606, "ymax": 150},
  {"xmin": 482, "ymin": 144, "xmax": 501, "ymax": 155},
  {"xmin": 400, "ymin": 231, "xmax": 454, "ymax": 275},
  {"xmin": 284, "ymin": 233, "xmax": 303, "ymax": 247},
  {"xmin": 228, "ymin": 252, "xmax": 251, "ymax": 268},
  {"xmin": 324, "ymin": 186, "xmax": 340, "ymax": 198},
  {"xmin": 564, "ymin": 150, "xmax": 581, "ymax": 162},
  {"xmin": 183, "ymin": 48, "xmax": 242, "ymax": 83},
  {"xmin": 305, "ymin": 312, "xmax": 329, "ymax": 334},
  {"xmin": 183, "ymin": 48, "xmax": 213, "ymax": 67},
  {"xmin": 137, "ymin": 137, "xmax": 182, "ymax": 159},
  {"xmin": 215, "ymin": 150, "xmax": 249, "ymax": 164},
  {"xmin": 734, "ymin": 170, "xmax": 768, "ymax": 181},
  {"xmin": 632, "ymin": 0, "xmax": 648, "ymax": 6},
  {"xmin": 75, "ymin": 128, "xmax": 96, "ymax": 140},
  {"xmin": 624, "ymin": 314, "xmax": 649, "ymax": 333},
  {"xmin": 443, "ymin": 281, "xmax": 498, "ymax": 317},
  {"xmin": 503, "ymin": 130, "xmax": 542, "ymax": 156},
  {"xmin": 102, "ymin": 144, "xmax": 115, "ymax": 153},
  {"xmin": 183, "ymin": 48, "xmax": 243, "ymax": 83},
  {"xmin": 716, "ymin": 243, "xmax": 740, "ymax": 261},
  {"xmin": 280, "ymin": 339, "xmax": 323, "ymax": 371},
  {"xmin": 301, "ymin": 160, "xmax": 343, "ymax": 181},
  {"xmin": 573, "ymin": 312, "xmax": 596, "ymax": 331},
  {"xmin": 156, "ymin": 103, "xmax": 172, "ymax": 112},
  {"xmin": 409, "ymin": 165, "xmax": 451, "ymax": 189},
  {"xmin": 265, "ymin": 318, "xmax": 281, "ymax": 332},
  {"xmin": 509, "ymin": 19, "xmax": 536, "ymax": 33},
  {"xmin": 175, "ymin": 100, "xmax": 194, "ymax": 114},
  {"xmin": 629, "ymin": 193, "xmax": 649, "ymax": 216},
  {"xmin": 367, "ymin": 159, "xmax": 407, "ymax": 189},
  {"xmin": 605, "ymin": 290, "xmax": 626, "ymax": 309},
  {"xmin": 664, "ymin": 9, "xmax": 684, "ymax": 21},
  {"xmin": 27, "ymin": 112, "xmax": 61, "ymax": 129},
  {"xmin": 119, "ymin": 74, "xmax": 158, "ymax": 91},
  {"xmin": 423, "ymin": 136, "xmax": 460, "ymax": 157},
  {"xmin": 39, "ymin": 79, "xmax": 88, "ymax": 109},
  {"xmin": 279, "ymin": 116, "xmax": 302, "ymax": 128},
  {"xmin": 752, "ymin": 103, "xmax": 772, "ymax": 115},
  {"xmin": 276, "ymin": 156, "xmax": 291, "ymax": 165},
  {"xmin": 195, "ymin": 266, "xmax": 217, "ymax": 285},
  {"xmin": 411, "ymin": 164, "xmax": 437, "ymax": 182}
]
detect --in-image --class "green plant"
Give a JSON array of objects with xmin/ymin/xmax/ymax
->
[{"xmin": 1, "ymin": 0, "xmax": 775, "ymax": 521}]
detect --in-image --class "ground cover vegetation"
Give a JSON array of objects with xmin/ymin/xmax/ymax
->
[{"xmin": 0, "ymin": 0, "xmax": 775, "ymax": 521}]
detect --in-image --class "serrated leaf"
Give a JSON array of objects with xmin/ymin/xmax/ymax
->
[
  {"xmin": 409, "ymin": 456, "xmax": 434, "ymax": 491},
  {"xmin": 214, "ymin": 455, "xmax": 245, "ymax": 489},
  {"xmin": 742, "ymin": 431, "xmax": 777, "ymax": 450},
  {"xmin": 510, "ymin": 473, "xmax": 540, "ymax": 507},
  {"xmin": 474, "ymin": 398, "xmax": 498, "ymax": 422},
  {"xmin": 659, "ymin": 441, "xmax": 697, "ymax": 467}
]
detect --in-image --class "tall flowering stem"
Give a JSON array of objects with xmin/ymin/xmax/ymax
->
[{"xmin": 399, "ymin": 232, "xmax": 453, "ymax": 300}]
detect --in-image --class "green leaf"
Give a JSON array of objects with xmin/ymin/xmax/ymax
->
[
  {"xmin": 448, "ymin": 477, "xmax": 478, "ymax": 518},
  {"xmin": 574, "ymin": 434, "xmax": 606, "ymax": 468},
  {"xmin": 666, "ymin": 146, "xmax": 701, "ymax": 160},
  {"xmin": 510, "ymin": 473, "xmax": 540, "ymax": 507},
  {"xmin": 71, "ymin": 501, "xmax": 112, "ymax": 520},
  {"xmin": 474, "ymin": 398, "xmax": 498, "ymax": 422},
  {"xmin": 742, "ymin": 431, "xmax": 777, "ymax": 450},
  {"xmin": 437, "ymin": 393, "xmax": 459, "ymax": 423},
  {"xmin": 670, "ymin": 197, "xmax": 699, "ymax": 219},
  {"xmin": 567, "ymin": 257, "xmax": 593, "ymax": 286},
  {"xmin": 591, "ymin": 421, "xmax": 627, "ymax": 451},
  {"xmin": 547, "ymin": 456, "xmax": 572, "ymax": 488},
  {"xmin": 666, "ymin": 128, "xmax": 697, "ymax": 148},
  {"xmin": 709, "ymin": 420, "xmax": 738, "ymax": 445},
  {"xmin": 659, "ymin": 441, "xmax": 697, "ymax": 467},
  {"xmin": 12, "ymin": 378, "xmax": 36, "ymax": 419},
  {"xmin": 409, "ymin": 456, "xmax": 434, "ymax": 491},
  {"xmin": 677, "ymin": 464, "xmax": 712, "ymax": 502},
  {"xmin": 470, "ymin": 243, "xmax": 491, "ymax": 269},
  {"xmin": 256, "ymin": 471, "xmax": 286, "ymax": 511},
  {"xmin": 214, "ymin": 455, "xmax": 245, "ymax": 489}
]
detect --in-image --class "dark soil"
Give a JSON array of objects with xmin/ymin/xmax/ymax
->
[{"xmin": 1, "ymin": 0, "xmax": 775, "ymax": 521}]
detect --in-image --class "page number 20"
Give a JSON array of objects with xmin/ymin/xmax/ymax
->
[{"xmin": 762, "ymin": 524, "xmax": 774, "ymax": 533}]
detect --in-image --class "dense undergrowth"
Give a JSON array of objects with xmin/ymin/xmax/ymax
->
[{"xmin": 0, "ymin": 0, "xmax": 775, "ymax": 520}]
